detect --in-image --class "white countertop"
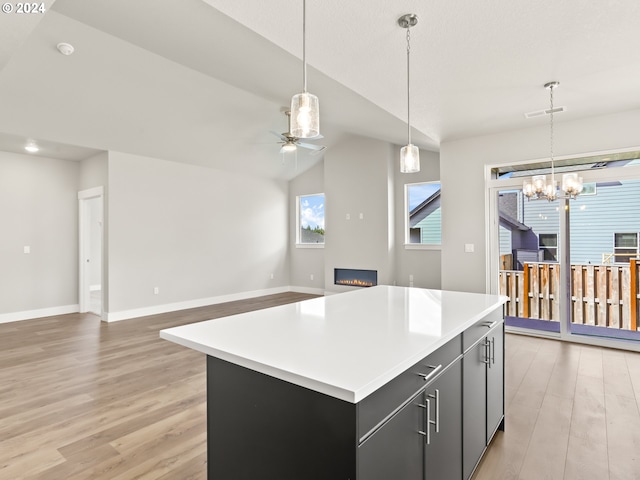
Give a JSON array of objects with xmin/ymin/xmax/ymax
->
[{"xmin": 160, "ymin": 286, "xmax": 507, "ymax": 403}]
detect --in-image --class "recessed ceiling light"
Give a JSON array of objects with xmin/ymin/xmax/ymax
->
[
  {"xmin": 56, "ymin": 43, "xmax": 75, "ymax": 56},
  {"xmin": 25, "ymin": 143, "xmax": 39, "ymax": 153}
]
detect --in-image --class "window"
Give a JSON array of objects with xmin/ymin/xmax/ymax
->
[
  {"xmin": 613, "ymin": 232, "xmax": 639, "ymax": 263},
  {"xmin": 406, "ymin": 182, "xmax": 441, "ymax": 245},
  {"xmin": 539, "ymin": 233, "xmax": 558, "ymax": 261},
  {"xmin": 298, "ymin": 193, "xmax": 325, "ymax": 245}
]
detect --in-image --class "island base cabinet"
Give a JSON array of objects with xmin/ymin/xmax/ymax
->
[
  {"xmin": 424, "ymin": 359, "xmax": 462, "ymax": 480},
  {"xmin": 486, "ymin": 323, "xmax": 505, "ymax": 442},
  {"xmin": 462, "ymin": 339, "xmax": 488, "ymax": 480},
  {"xmin": 359, "ymin": 359, "xmax": 462, "ymax": 480},
  {"xmin": 207, "ymin": 356, "xmax": 357, "ymax": 480},
  {"xmin": 462, "ymin": 318, "xmax": 505, "ymax": 480},
  {"xmin": 358, "ymin": 390, "xmax": 424, "ymax": 480}
]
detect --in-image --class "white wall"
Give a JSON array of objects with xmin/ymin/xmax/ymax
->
[
  {"xmin": 288, "ymin": 160, "xmax": 325, "ymax": 293},
  {"xmin": 0, "ymin": 151, "xmax": 79, "ymax": 318},
  {"xmin": 107, "ymin": 151, "xmax": 290, "ymax": 316},
  {"xmin": 393, "ymin": 146, "xmax": 442, "ymax": 289},
  {"xmin": 440, "ymin": 108, "xmax": 640, "ymax": 293}
]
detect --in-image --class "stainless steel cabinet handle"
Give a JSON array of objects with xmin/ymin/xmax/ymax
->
[
  {"xmin": 482, "ymin": 320, "xmax": 498, "ymax": 329},
  {"xmin": 481, "ymin": 338, "xmax": 491, "ymax": 365},
  {"xmin": 425, "ymin": 397, "xmax": 431, "ymax": 445},
  {"xmin": 417, "ymin": 364, "xmax": 442, "ymax": 383},
  {"xmin": 427, "ymin": 389, "xmax": 440, "ymax": 433},
  {"xmin": 417, "ymin": 402, "xmax": 427, "ymax": 442},
  {"xmin": 491, "ymin": 337, "xmax": 495, "ymax": 365}
]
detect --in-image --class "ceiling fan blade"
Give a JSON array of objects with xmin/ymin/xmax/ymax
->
[
  {"xmin": 309, "ymin": 146, "xmax": 327, "ymax": 156},
  {"xmin": 297, "ymin": 142, "xmax": 325, "ymax": 151},
  {"xmin": 270, "ymin": 130, "xmax": 288, "ymax": 142}
]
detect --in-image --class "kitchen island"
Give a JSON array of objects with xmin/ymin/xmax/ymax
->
[{"xmin": 160, "ymin": 286, "xmax": 507, "ymax": 480}]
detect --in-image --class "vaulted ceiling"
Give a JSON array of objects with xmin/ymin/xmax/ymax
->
[{"xmin": 0, "ymin": 0, "xmax": 638, "ymax": 179}]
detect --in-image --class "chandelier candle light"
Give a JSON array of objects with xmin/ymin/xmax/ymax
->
[
  {"xmin": 398, "ymin": 13, "xmax": 420, "ymax": 173},
  {"xmin": 523, "ymin": 82, "xmax": 583, "ymax": 200},
  {"xmin": 290, "ymin": 0, "xmax": 319, "ymax": 139}
]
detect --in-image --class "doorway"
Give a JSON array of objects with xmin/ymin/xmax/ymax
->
[
  {"xmin": 488, "ymin": 151, "xmax": 640, "ymax": 351},
  {"xmin": 78, "ymin": 187, "xmax": 104, "ymax": 317}
]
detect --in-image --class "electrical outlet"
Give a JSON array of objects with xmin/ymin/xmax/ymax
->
[
  {"xmin": 310, "ymin": 274, "xmax": 314, "ymax": 281},
  {"xmin": 23, "ymin": 246, "xmax": 30, "ymax": 254},
  {"xmin": 346, "ymin": 213, "xmax": 351, "ymax": 220},
  {"xmin": 464, "ymin": 243, "xmax": 475, "ymax": 253},
  {"xmin": 270, "ymin": 273, "xmax": 274, "ymax": 280},
  {"xmin": 154, "ymin": 287, "xmax": 159, "ymax": 295}
]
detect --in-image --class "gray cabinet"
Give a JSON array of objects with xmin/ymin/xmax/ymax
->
[
  {"xmin": 486, "ymin": 322, "xmax": 504, "ymax": 442},
  {"xmin": 359, "ymin": 356, "xmax": 463, "ymax": 480},
  {"xmin": 358, "ymin": 389, "xmax": 425, "ymax": 480},
  {"xmin": 462, "ymin": 313, "xmax": 505, "ymax": 480},
  {"xmin": 424, "ymin": 358, "xmax": 462, "ymax": 480}
]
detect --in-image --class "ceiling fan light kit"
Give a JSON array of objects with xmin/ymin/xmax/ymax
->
[
  {"xmin": 290, "ymin": 0, "xmax": 320, "ymax": 139},
  {"xmin": 398, "ymin": 13, "xmax": 420, "ymax": 173}
]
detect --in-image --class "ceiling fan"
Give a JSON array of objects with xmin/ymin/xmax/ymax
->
[{"xmin": 270, "ymin": 110, "xmax": 326, "ymax": 155}]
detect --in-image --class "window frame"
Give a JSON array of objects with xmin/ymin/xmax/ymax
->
[
  {"xmin": 296, "ymin": 193, "xmax": 325, "ymax": 248},
  {"xmin": 613, "ymin": 232, "xmax": 639, "ymax": 263},
  {"xmin": 404, "ymin": 181, "xmax": 442, "ymax": 250}
]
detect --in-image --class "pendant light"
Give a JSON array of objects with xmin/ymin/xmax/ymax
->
[
  {"xmin": 523, "ymin": 82, "xmax": 583, "ymax": 201},
  {"xmin": 398, "ymin": 13, "xmax": 419, "ymax": 173},
  {"xmin": 290, "ymin": 0, "xmax": 319, "ymax": 139}
]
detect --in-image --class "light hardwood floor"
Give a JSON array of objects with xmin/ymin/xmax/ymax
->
[
  {"xmin": 2, "ymin": 296, "xmax": 640, "ymax": 479},
  {"xmin": 473, "ymin": 333, "xmax": 640, "ymax": 480}
]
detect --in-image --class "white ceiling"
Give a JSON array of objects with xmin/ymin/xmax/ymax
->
[{"xmin": 0, "ymin": 0, "xmax": 638, "ymax": 179}]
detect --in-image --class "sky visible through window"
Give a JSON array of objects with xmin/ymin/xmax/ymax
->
[
  {"xmin": 408, "ymin": 183, "xmax": 440, "ymax": 211},
  {"xmin": 300, "ymin": 194, "xmax": 324, "ymax": 229}
]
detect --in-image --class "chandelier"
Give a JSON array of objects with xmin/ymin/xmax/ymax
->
[{"xmin": 523, "ymin": 82, "xmax": 583, "ymax": 200}]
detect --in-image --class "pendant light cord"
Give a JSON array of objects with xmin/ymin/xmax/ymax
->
[
  {"xmin": 406, "ymin": 26, "xmax": 411, "ymax": 145},
  {"xmin": 302, "ymin": 0, "xmax": 307, "ymax": 93},
  {"xmin": 550, "ymin": 84, "xmax": 555, "ymax": 180}
]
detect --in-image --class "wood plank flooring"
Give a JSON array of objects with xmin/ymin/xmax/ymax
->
[
  {"xmin": 2, "ymin": 295, "xmax": 640, "ymax": 479},
  {"xmin": 0, "ymin": 292, "xmax": 317, "ymax": 480},
  {"xmin": 473, "ymin": 333, "xmax": 640, "ymax": 480}
]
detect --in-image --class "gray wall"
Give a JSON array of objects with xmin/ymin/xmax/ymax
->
[
  {"xmin": 288, "ymin": 160, "xmax": 325, "ymax": 292},
  {"xmin": 440, "ymin": 108, "xmax": 640, "ymax": 293},
  {"xmin": 0, "ymin": 151, "xmax": 79, "ymax": 314},
  {"xmin": 323, "ymin": 134, "xmax": 395, "ymax": 293},
  {"xmin": 393, "ymin": 146, "xmax": 442, "ymax": 289},
  {"xmin": 107, "ymin": 151, "xmax": 290, "ymax": 313}
]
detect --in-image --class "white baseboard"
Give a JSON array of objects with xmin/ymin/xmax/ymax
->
[
  {"xmin": 0, "ymin": 304, "xmax": 80, "ymax": 324},
  {"xmin": 289, "ymin": 286, "xmax": 326, "ymax": 296},
  {"xmin": 0, "ymin": 287, "xmax": 327, "ymax": 325},
  {"xmin": 104, "ymin": 286, "xmax": 298, "ymax": 322}
]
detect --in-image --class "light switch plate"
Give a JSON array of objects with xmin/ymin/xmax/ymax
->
[
  {"xmin": 464, "ymin": 243, "xmax": 475, "ymax": 253},
  {"xmin": 23, "ymin": 246, "xmax": 30, "ymax": 254}
]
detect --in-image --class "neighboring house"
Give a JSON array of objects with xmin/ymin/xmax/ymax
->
[
  {"xmin": 499, "ymin": 179, "xmax": 640, "ymax": 267},
  {"xmin": 409, "ymin": 190, "xmax": 441, "ymax": 244}
]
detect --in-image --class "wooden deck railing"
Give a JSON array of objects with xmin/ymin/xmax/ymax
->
[{"xmin": 499, "ymin": 259, "xmax": 639, "ymax": 331}]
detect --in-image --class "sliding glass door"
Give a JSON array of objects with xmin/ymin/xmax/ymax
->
[{"xmin": 488, "ymin": 152, "xmax": 640, "ymax": 350}]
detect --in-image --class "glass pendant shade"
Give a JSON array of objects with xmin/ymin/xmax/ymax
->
[
  {"xmin": 562, "ymin": 173, "xmax": 583, "ymax": 197},
  {"xmin": 532, "ymin": 175, "xmax": 547, "ymax": 194},
  {"xmin": 400, "ymin": 144, "xmax": 420, "ymax": 173},
  {"xmin": 290, "ymin": 92, "xmax": 320, "ymax": 139}
]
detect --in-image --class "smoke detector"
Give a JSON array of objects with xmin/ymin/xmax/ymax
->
[{"xmin": 56, "ymin": 43, "xmax": 75, "ymax": 56}]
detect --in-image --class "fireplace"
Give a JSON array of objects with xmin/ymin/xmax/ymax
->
[{"xmin": 334, "ymin": 268, "xmax": 377, "ymax": 288}]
